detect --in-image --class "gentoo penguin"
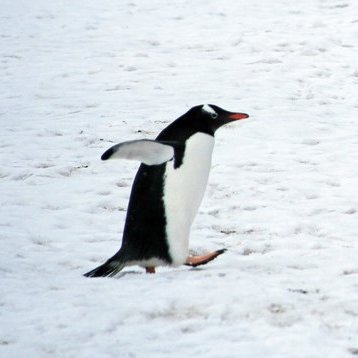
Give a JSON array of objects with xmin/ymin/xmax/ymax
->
[{"xmin": 84, "ymin": 104, "xmax": 249, "ymax": 277}]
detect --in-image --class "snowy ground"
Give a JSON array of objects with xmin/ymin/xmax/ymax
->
[{"xmin": 1, "ymin": 0, "xmax": 358, "ymax": 357}]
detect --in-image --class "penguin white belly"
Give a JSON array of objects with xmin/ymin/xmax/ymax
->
[{"xmin": 163, "ymin": 133, "xmax": 214, "ymax": 266}]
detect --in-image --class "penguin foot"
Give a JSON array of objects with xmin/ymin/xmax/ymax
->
[
  {"xmin": 184, "ymin": 249, "xmax": 226, "ymax": 268},
  {"xmin": 145, "ymin": 266, "xmax": 156, "ymax": 274}
]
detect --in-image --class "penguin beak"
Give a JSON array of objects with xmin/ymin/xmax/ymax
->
[{"xmin": 227, "ymin": 112, "xmax": 249, "ymax": 120}]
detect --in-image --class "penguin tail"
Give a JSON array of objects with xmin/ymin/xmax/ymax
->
[{"xmin": 84, "ymin": 256, "xmax": 126, "ymax": 278}]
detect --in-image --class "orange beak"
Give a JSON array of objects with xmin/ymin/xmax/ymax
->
[{"xmin": 228, "ymin": 113, "xmax": 249, "ymax": 120}]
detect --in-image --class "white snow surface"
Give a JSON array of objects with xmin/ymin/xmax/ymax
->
[{"xmin": 1, "ymin": 0, "xmax": 358, "ymax": 357}]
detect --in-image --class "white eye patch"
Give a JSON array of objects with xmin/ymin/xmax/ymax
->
[{"xmin": 202, "ymin": 104, "xmax": 217, "ymax": 117}]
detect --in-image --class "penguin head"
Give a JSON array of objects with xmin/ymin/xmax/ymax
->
[
  {"xmin": 157, "ymin": 104, "xmax": 249, "ymax": 141},
  {"xmin": 194, "ymin": 104, "xmax": 249, "ymax": 134}
]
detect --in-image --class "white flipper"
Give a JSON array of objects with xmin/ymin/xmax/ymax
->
[{"xmin": 101, "ymin": 139, "xmax": 175, "ymax": 165}]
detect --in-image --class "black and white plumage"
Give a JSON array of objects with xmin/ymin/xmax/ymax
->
[{"xmin": 84, "ymin": 104, "xmax": 249, "ymax": 277}]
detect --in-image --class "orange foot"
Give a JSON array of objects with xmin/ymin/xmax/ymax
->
[
  {"xmin": 185, "ymin": 249, "xmax": 226, "ymax": 267},
  {"xmin": 145, "ymin": 266, "xmax": 156, "ymax": 274}
]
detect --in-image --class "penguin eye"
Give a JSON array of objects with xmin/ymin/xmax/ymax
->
[{"xmin": 210, "ymin": 112, "xmax": 218, "ymax": 119}]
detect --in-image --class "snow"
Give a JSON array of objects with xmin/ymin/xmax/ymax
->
[{"xmin": 1, "ymin": 0, "xmax": 358, "ymax": 357}]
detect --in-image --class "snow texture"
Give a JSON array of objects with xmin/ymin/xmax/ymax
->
[{"xmin": 1, "ymin": 0, "xmax": 358, "ymax": 357}]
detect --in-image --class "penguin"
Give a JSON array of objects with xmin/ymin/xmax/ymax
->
[{"xmin": 84, "ymin": 104, "xmax": 249, "ymax": 277}]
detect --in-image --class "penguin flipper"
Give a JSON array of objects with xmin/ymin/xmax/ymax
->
[
  {"xmin": 101, "ymin": 139, "xmax": 177, "ymax": 165},
  {"xmin": 84, "ymin": 257, "xmax": 125, "ymax": 278}
]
